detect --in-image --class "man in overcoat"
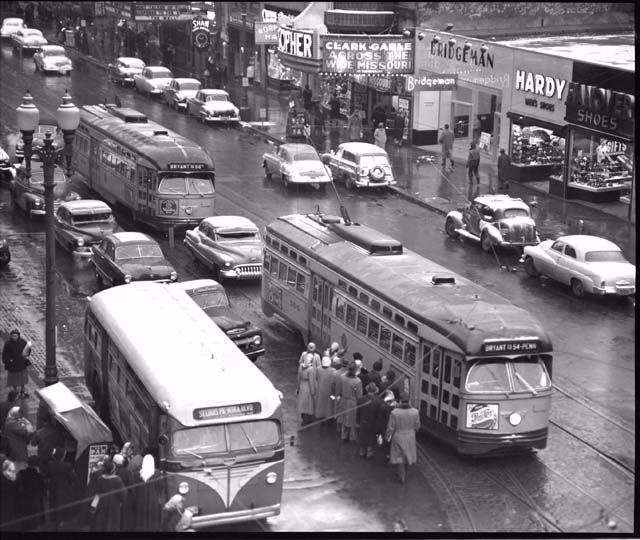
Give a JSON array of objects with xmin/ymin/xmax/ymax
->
[
  {"xmin": 314, "ymin": 356, "xmax": 335, "ymax": 422},
  {"xmin": 356, "ymin": 383, "xmax": 381, "ymax": 459},
  {"xmin": 336, "ymin": 362, "xmax": 363, "ymax": 442}
]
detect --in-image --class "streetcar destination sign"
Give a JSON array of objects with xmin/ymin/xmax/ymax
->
[
  {"xmin": 481, "ymin": 339, "xmax": 540, "ymax": 354},
  {"xmin": 167, "ymin": 163, "xmax": 208, "ymax": 171},
  {"xmin": 193, "ymin": 402, "xmax": 262, "ymax": 420}
]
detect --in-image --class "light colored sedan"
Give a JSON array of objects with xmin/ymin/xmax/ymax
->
[
  {"xmin": 54, "ymin": 200, "xmax": 119, "ymax": 258},
  {"xmin": 34, "ymin": 45, "xmax": 73, "ymax": 74},
  {"xmin": 1, "ymin": 17, "xmax": 25, "ymax": 39},
  {"xmin": 163, "ymin": 78, "xmax": 201, "ymax": 111},
  {"xmin": 12, "ymin": 28, "xmax": 47, "ymax": 51},
  {"xmin": 262, "ymin": 143, "xmax": 332, "ymax": 190},
  {"xmin": 108, "ymin": 57, "xmax": 145, "ymax": 86},
  {"xmin": 184, "ymin": 216, "xmax": 263, "ymax": 282},
  {"xmin": 521, "ymin": 235, "xmax": 635, "ymax": 297},
  {"xmin": 186, "ymin": 89, "xmax": 240, "ymax": 123},
  {"xmin": 133, "ymin": 66, "xmax": 174, "ymax": 97}
]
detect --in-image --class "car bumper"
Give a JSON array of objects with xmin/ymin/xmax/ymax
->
[
  {"xmin": 44, "ymin": 66, "xmax": 72, "ymax": 73},
  {"xmin": 355, "ymin": 177, "xmax": 397, "ymax": 188},
  {"xmin": 175, "ymin": 101, "xmax": 188, "ymax": 110},
  {"xmin": 71, "ymin": 246, "xmax": 93, "ymax": 259},
  {"xmin": 205, "ymin": 115, "xmax": 241, "ymax": 123},
  {"xmin": 30, "ymin": 207, "xmax": 45, "ymax": 216},
  {"xmin": 191, "ymin": 504, "xmax": 280, "ymax": 529},
  {"xmin": 18, "ymin": 44, "xmax": 41, "ymax": 51},
  {"xmin": 149, "ymin": 88, "xmax": 164, "ymax": 95},
  {"xmin": 499, "ymin": 240, "xmax": 539, "ymax": 248},
  {"xmin": 289, "ymin": 176, "xmax": 332, "ymax": 185},
  {"xmin": 592, "ymin": 284, "xmax": 635, "ymax": 296}
]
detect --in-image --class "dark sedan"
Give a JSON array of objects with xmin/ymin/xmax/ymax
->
[{"xmin": 91, "ymin": 232, "xmax": 177, "ymax": 287}]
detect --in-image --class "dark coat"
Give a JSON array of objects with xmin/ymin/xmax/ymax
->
[
  {"xmin": 47, "ymin": 459, "xmax": 78, "ymax": 523},
  {"xmin": 365, "ymin": 370, "xmax": 383, "ymax": 391},
  {"xmin": 33, "ymin": 423, "xmax": 66, "ymax": 467},
  {"xmin": 356, "ymin": 394, "xmax": 381, "ymax": 446},
  {"xmin": 117, "ymin": 465, "xmax": 136, "ymax": 531},
  {"xmin": 2, "ymin": 338, "xmax": 29, "ymax": 373},
  {"xmin": 376, "ymin": 400, "xmax": 394, "ymax": 437},
  {"xmin": 0, "ymin": 474, "xmax": 18, "ymax": 530},
  {"xmin": 336, "ymin": 373, "xmax": 363, "ymax": 428},
  {"xmin": 92, "ymin": 474, "xmax": 126, "ymax": 531},
  {"xmin": 3, "ymin": 416, "xmax": 31, "ymax": 462},
  {"xmin": 17, "ymin": 466, "xmax": 46, "ymax": 530},
  {"xmin": 132, "ymin": 471, "xmax": 165, "ymax": 532}
]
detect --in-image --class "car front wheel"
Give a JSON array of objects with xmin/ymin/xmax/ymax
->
[
  {"xmin": 524, "ymin": 256, "xmax": 540, "ymax": 277},
  {"xmin": 571, "ymin": 278, "xmax": 586, "ymax": 298},
  {"xmin": 445, "ymin": 218, "xmax": 459, "ymax": 238}
]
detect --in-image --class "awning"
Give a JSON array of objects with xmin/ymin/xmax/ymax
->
[{"xmin": 36, "ymin": 382, "xmax": 113, "ymax": 459}]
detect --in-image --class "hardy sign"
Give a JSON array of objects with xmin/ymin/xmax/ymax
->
[{"xmin": 320, "ymin": 35, "xmax": 414, "ymax": 75}]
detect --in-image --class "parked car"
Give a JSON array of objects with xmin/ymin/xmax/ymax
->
[
  {"xmin": 163, "ymin": 78, "xmax": 201, "ymax": 111},
  {"xmin": 0, "ymin": 146, "xmax": 16, "ymax": 183},
  {"xmin": 184, "ymin": 215, "xmax": 263, "ymax": 282},
  {"xmin": 1, "ymin": 17, "xmax": 25, "ymax": 39},
  {"xmin": 175, "ymin": 279, "xmax": 265, "ymax": 361},
  {"xmin": 445, "ymin": 194, "xmax": 540, "ymax": 252},
  {"xmin": 133, "ymin": 66, "xmax": 174, "ymax": 97},
  {"xmin": 11, "ymin": 28, "xmax": 47, "ymax": 52},
  {"xmin": 10, "ymin": 160, "xmax": 80, "ymax": 217},
  {"xmin": 33, "ymin": 44, "xmax": 73, "ymax": 74},
  {"xmin": 107, "ymin": 57, "xmax": 145, "ymax": 86},
  {"xmin": 321, "ymin": 142, "xmax": 396, "ymax": 189},
  {"xmin": 54, "ymin": 200, "xmax": 119, "ymax": 258},
  {"xmin": 262, "ymin": 143, "xmax": 332, "ymax": 190},
  {"xmin": 0, "ymin": 236, "xmax": 10, "ymax": 266},
  {"xmin": 521, "ymin": 235, "xmax": 635, "ymax": 298},
  {"xmin": 186, "ymin": 89, "xmax": 240, "ymax": 124},
  {"xmin": 91, "ymin": 232, "xmax": 177, "ymax": 287}
]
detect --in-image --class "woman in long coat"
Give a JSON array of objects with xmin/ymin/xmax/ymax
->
[
  {"xmin": 356, "ymin": 383, "xmax": 381, "ymax": 459},
  {"xmin": 1, "ymin": 459, "xmax": 18, "ymax": 531},
  {"xmin": 132, "ymin": 454, "xmax": 164, "ymax": 532},
  {"xmin": 314, "ymin": 356, "xmax": 335, "ymax": 421},
  {"xmin": 16, "ymin": 455, "xmax": 46, "ymax": 531},
  {"xmin": 297, "ymin": 353, "xmax": 317, "ymax": 425},
  {"xmin": 336, "ymin": 362, "xmax": 363, "ymax": 442},
  {"xmin": 46, "ymin": 447, "xmax": 78, "ymax": 528},
  {"xmin": 91, "ymin": 460, "xmax": 126, "ymax": 531},
  {"xmin": 385, "ymin": 392, "xmax": 420, "ymax": 483}
]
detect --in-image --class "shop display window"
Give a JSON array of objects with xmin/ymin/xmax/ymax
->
[
  {"xmin": 510, "ymin": 123, "xmax": 565, "ymax": 169},
  {"xmin": 267, "ymin": 50, "xmax": 302, "ymax": 87},
  {"xmin": 569, "ymin": 131, "xmax": 633, "ymax": 191}
]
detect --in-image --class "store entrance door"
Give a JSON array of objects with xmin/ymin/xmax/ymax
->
[{"xmin": 452, "ymin": 102, "xmax": 472, "ymax": 139}]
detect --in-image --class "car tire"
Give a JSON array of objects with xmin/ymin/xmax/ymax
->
[
  {"xmin": 445, "ymin": 218, "xmax": 459, "ymax": 238},
  {"xmin": 480, "ymin": 231, "xmax": 493, "ymax": 253},
  {"xmin": 571, "ymin": 279, "xmax": 585, "ymax": 298},
  {"xmin": 263, "ymin": 162, "xmax": 272, "ymax": 180},
  {"xmin": 524, "ymin": 257, "xmax": 540, "ymax": 277}
]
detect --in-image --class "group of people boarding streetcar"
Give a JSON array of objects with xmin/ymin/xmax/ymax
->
[{"xmin": 296, "ymin": 341, "xmax": 420, "ymax": 484}]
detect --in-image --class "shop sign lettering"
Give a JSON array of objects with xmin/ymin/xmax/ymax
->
[
  {"xmin": 277, "ymin": 27, "xmax": 313, "ymax": 59},
  {"xmin": 515, "ymin": 70, "xmax": 566, "ymax": 100},
  {"xmin": 321, "ymin": 36, "xmax": 414, "ymax": 75},
  {"xmin": 406, "ymin": 74, "xmax": 457, "ymax": 92},
  {"xmin": 254, "ymin": 21, "xmax": 278, "ymax": 45},
  {"xmin": 429, "ymin": 41, "xmax": 494, "ymax": 68}
]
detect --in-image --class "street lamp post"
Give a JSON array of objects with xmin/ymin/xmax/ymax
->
[{"xmin": 15, "ymin": 90, "xmax": 80, "ymax": 387}]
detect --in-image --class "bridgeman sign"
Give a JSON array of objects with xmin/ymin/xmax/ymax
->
[
  {"xmin": 320, "ymin": 35, "xmax": 414, "ymax": 75},
  {"xmin": 406, "ymin": 74, "xmax": 457, "ymax": 91}
]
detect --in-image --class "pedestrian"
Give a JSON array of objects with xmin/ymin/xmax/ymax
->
[
  {"xmin": 16, "ymin": 455, "xmax": 45, "ymax": 531},
  {"xmin": 497, "ymin": 148, "xmax": 511, "ymax": 191},
  {"xmin": 297, "ymin": 353, "xmax": 317, "ymax": 425},
  {"xmin": 328, "ymin": 342, "xmax": 341, "ymax": 366},
  {"xmin": 332, "ymin": 356, "xmax": 349, "ymax": 434},
  {"xmin": 356, "ymin": 383, "xmax": 381, "ymax": 459},
  {"xmin": 467, "ymin": 141, "xmax": 481, "ymax": 184},
  {"xmin": 372, "ymin": 103, "xmax": 386, "ymax": 129},
  {"xmin": 113, "ymin": 453, "xmax": 136, "ymax": 530},
  {"xmin": 376, "ymin": 390, "xmax": 396, "ymax": 461},
  {"xmin": 438, "ymin": 124, "xmax": 455, "ymax": 170},
  {"xmin": 2, "ymin": 329, "xmax": 32, "ymax": 397},
  {"xmin": 314, "ymin": 356, "xmax": 335, "ymax": 422},
  {"xmin": 0, "ymin": 390, "xmax": 19, "ymax": 429},
  {"xmin": 302, "ymin": 84, "xmax": 313, "ymax": 111},
  {"xmin": 329, "ymin": 92, "xmax": 341, "ymax": 122},
  {"xmin": 472, "ymin": 116, "xmax": 481, "ymax": 142},
  {"xmin": 336, "ymin": 361, "xmax": 363, "ymax": 442},
  {"xmin": 365, "ymin": 360, "xmax": 383, "ymax": 390},
  {"xmin": 298, "ymin": 342, "xmax": 321, "ymax": 370},
  {"xmin": 373, "ymin": 122, "xmax": 387, "ymax": 150},
  {"xmin": 132, "ymin": 454, "xmax": 164, "ymax": 532},
  {"xmin": 1, "ymin": 459, "xmax": 18, "ymax": 531},
  {"xmin": 46, "ymin": 447, "xmax": 77, "ymax": 529},
  {"xmin": 3, "ymin": 406, "xmax": 34, "ymax": 471},
  {"xmin": 385, "ymin": 392, "xmax": 420, "ymax": 483},
  {"xmin": 31, "ymin": 416, "xmax": 65, "ymax": 474},
  {"xmin": 379, "ymin": 369, "xmax": 400, "ymax": 400},
  {"xmin": 353, "ymin": 353, "xmax": 367, "ymax": 393},
  {"xmin": 91, "ymin": 459, "xmax": 126, "ymax": 531},
  {"xmin": 347, "ymin": 108, "xmax": 363, "ymax": 141}
]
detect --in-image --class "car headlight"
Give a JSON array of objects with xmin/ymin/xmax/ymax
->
[
  {"xmin": 252, "ymin": 335, "xmax": 262, "ymax": 346},
  {"xmin": 266, "ymin": 472, "xmax": 277, "ymax": 485},
  {"xmin": 170, "ymin": 271, "xmax": 178, "ymax": 281},
  {"xmin": 124, "ymin": 274, "xmax": 132, "ymax": 284},
  {"xmin": 76, "ymin": 237, "xmax": 85, "ymax": 247},
  {"xmin": 224, "ymin": 261, "xmax": 232, "ymax": 268},
  {"xmin": 0, "ymin": 239, "xmax": 7, "ymax": 248},
  {"xmin": 32, "ymin": 199, "xmax": 43, "ymax": 207}
]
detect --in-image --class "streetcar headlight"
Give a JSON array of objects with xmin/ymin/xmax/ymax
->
[
  {"xmin": 508, "ymin": 412, "xmax": 522, "ymax": 426},
  {"xmin": 265, "ymin": 472, "xmax": 277, "ymax": 485},
  {"xmin": 170, "ymin": 271, "xmax": 178, "ymax": 281},
  {"xmin": 252, "ymin": 335, "xmax": 262, "ymax": 346},
  {"xmin": 185, "ymin": 207, "xmax": 193, "ymax": 215},
  {"xmin": 124, "ymin": 274, "xmax": 132, "ymax": 284},
  {"xmin": 76, "ymin": 237, "xmax": 85, "ymax": 247},
  {"xmin": 178, "ymin": 481, "xmax": 190, "ymax": 495}
]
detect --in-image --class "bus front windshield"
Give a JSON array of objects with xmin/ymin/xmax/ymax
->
[
  {"xmin": 172, "ymin": 420, "xmax": 280, "ymax": 457},
  {"xmin": 466, "ymin": 357, "xmax": 550, "ymax": 393},
  {"xmin": 158, "ymin": 175, "xmax": 215, "ymax": 196}
]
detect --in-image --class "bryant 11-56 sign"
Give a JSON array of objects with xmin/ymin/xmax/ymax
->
[{"xmin": 320, "ymin": 35, "xmax": 414, "ymax": 75}]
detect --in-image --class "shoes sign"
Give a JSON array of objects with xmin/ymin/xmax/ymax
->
[{"xmin": 192, "ymin": 16, "xmax": 210, "ymax": 50}]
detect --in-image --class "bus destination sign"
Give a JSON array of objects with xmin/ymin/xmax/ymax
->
[
  {"xmin": 167, "ymin": 163, "xmax": 207, "ymax": 171},
  {"xmin": 193, "ymin": 402, "xmax": 262, "ymax": 420},
  {"xmin": 482, "ymin": 339, "xmax": 540, "ymax": 355}
]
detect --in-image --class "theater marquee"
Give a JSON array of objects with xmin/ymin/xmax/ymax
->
[{"xmin": 320, "ymin": 35, "xmax": 414, "ymax": 75}]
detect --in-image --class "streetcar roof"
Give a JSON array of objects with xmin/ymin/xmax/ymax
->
[
  {"xmin": 88, "ymin": 282, "xmax": 281, "ymax": 426},
  {"xmin": 268, "ymin": 214, "xmax": 552, "ymax": 356}
]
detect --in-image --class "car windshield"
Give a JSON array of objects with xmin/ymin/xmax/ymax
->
[
  {"xmin": 291, "ymin": 151, "xmax": 319, "ymax": 162},
  {"xmin": 189, "ymin": 289, "xmax": 230, "ymax": 309},
  {"xmin": 151, "ymin": 70, "xmax": 172, "ymax": 78},
  {"xmin": 115, "ymin": 244, "xmax": 163, "ymax": 260},
  {"xmin": 71, "ymin": 212, "xmax": 114, "ymax": 224},
  {"xmin": 584, "ymin": 250, "xmax": 627, "ymax": 263},
  {"xmin": 124, "ymin": 59, "xmax": 145, "ymax": 68},
  {"xmin": 43, "ymin": 47, "xmax": 65, "ymax": 56},
  {"xmin": 158, "ymin": 175, "xmax": 214, "ymax": 195},
  {"xmin": 172, "ymin": 420, "xmax": 280, "ymax": 456},
  {"xmin": 180, "ymin": 82, "xmax": 200, "ymax": 91},
  {"xmin": 359, "ymin": 155, "xmax": 389, "ymax": 167},
  {"xmin": 502, "ymin": 207, "xmax": 530, "ymax": 218},
  {"xmin": 205, "ymin": 94, "xmax": 228, "ymax": 102}
]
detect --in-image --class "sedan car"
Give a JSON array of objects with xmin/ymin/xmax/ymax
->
[
  {"xmin": 186, "ymin": 89, "xmax": 240, "ymax": 124},
  {"xmin": 33, "ymin": 45, "xmax": 73, "ymax": 74},
  {"xmin": 10, "ymin": 160, "xmax": 80, "ymax": 217},
  {"xmin": 262, "ymin": 143, "xmax": 332, "ymax": 190},
  {"xmin": 133, "ymin": 66, "xmax": 174, "ymax": 97},
  {"xmin": 12, "ymin": 28, "xmax": 47, "ymax": 52},
  {"xmin": 0, "ymin": 236, "xmax": 10, "ymax": 266},
  {"xmin": 184, "ymin": 216, "xmax": 262, "ymax": 282},
  {"xmin": 1, "ymin": 17, "xmax": 25, "ymax": 39},
  {"xmin": 55, "ymin": 200, "xmax": 119, "ymax": 258},
  {"xmin": 175, "ymin": 279, "xmax": 265, "ymax": 361},
  {"xmin": 522, "ymin": 235, "xmax": 635, "ymax": 297},
  {"xmin": 107, "ymin": 57, "xmax": 145, "ymax": 86},
  {"xmin": 91, "ymin": 232, "xmax": 178, "ymax": 288},
  {"xmin": 321, "ymin": 142, "xmax": 395, "ymax": 189},
  {"xmin": 445, "ymin": 194, "xmax": 539, "ymax": 252},
  {"xmin": 163, "ymin": 78, "xmax": 201, "ymax": 111}
]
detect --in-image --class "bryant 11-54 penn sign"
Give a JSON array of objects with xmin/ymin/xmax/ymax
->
[{"xmin": 320, "ymin": 35, "xmax": 414, "ymax": 75}]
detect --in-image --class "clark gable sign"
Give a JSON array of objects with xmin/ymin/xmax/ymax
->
[{"xmin": 320, "ymin": 35, "xmax": 414, "ymax": 75}]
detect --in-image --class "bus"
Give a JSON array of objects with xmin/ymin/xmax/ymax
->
[
  {"xmin": 84, "ymin": 282, "xmax": 284, "ymax": 527},
  {"xmin": 73, "ymin": 104, "xmax": 215, "ymax": 231},
  {"xmin": 261, "ymin": 211, "xmax": 553, "ymax": 456}
]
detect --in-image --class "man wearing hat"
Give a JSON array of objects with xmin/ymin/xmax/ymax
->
[
  {"xmin": 335, "ymin": 361, "xmax": 363, "ymax": 442},
  {"xmin": 385, "ymin": 392, "xmax": 420, "ymax": 483},
  {"xmin": 314, "ymin": 356, "xmax": 335, "ymax": 422},
  {"xmin": 298, "ymin": 342, "xmax": 321, "ymax": 370},
  {"xmin": 331, "ymin": 356, "xmax": 350, "ymax": 433},
  {"xmin": 356, "ymin": 382, "xmax": 381, "ymax": 459},
  {"xmin": 2, "ymin": 330, "xmax": 31, "ymax": 398}
]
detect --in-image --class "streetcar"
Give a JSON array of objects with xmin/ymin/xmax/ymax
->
[
  {"xmin": 84, "ymin": 282, "xmax": 285, "ymax": 526},
  {"xmin": 73, "ymin": 104, "xmax": 215, "ymax": 231},
  {"xmin": 261, "ymin": 211, "xmax": 553, "ymax": 455}
]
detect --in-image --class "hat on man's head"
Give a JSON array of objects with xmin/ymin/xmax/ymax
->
[
  {"xmin": 341, "ymin": 356, "xmax": 350, "ymax": 368},
  {"xmin": 330, "ymin": 342, "xmax": 340, "ymax": 353},
  {"xmin": 399, "ymin": 391, "xmax": 410, "ymax": 403},
  {"xmin": 10, "ymin": 329, "xmax": 20, "ymax": 336},
  {"xmin": 307, "ymin": 342, "xmax": 316, "ymax": 352},
  {"xmin": 365, "ymin": 382, "xmax": 378, "ymax": 394}
]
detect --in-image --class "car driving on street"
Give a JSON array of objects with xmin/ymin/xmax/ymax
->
[
  {"xmin": 1, "ymin": 17, "xmax": 25, "ymax": 39},
  {"xmin": 163, "ymin": 78, "xmax": 201, "ymax": 111},
  {"xmin": 186, "ymin": 89, "xmax": 240, "ymax": 124},
  {"xmin": 107, "ymin": 57, "xmax": 145, "ymax": 86},
  {"xmin": 322, "ymin": 142, "xmax": 396, "ymax": 189},
  {"xmin": 33, "ymin": 45, "xmax": 73, "ymax": 74},
  {"xmin": 11, "ymin": 27, "xmax": 47, "ymax": 52},
  {"xmin": 54, "ymin": 200, "xmax": 119, "ymax": 258},
  {"xmin": 133, "ymin": 66, "xmax": 174, "ymax": 97},
  {"xmin": 262, "ymin": 143, "xmax": 332, "ymax": 190}
]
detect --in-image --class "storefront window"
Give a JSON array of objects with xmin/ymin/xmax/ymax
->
[
  {"xmin": 510, "ymin": 122, "xmax": 565, "ymax": 168},
  {"xmin": 267, "ymin": 49, "xmax": 302, "ymax": 88}
]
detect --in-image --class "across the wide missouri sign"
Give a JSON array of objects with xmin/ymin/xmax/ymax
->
[{"xmin": 320, "ymin": 35, "xmax": 414, "ymax": 75}]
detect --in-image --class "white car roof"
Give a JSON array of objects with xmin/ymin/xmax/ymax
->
[
  {"xmin": 147, "ymin": 66, "xmax": 172, "ymax": 73},
  {"xmin": 556, "ymin": 235, "xmax": 622, "ymax": 252},
  {"xmin": 174, "ymin": 279, "xmax": 224, "ymax": 291},
  {"xmin": 338, "ymin": 142, "xmax": 388, "ymax": 156},
  {"xmin": 59, "ymin": 199, "xmax": 112, "ymax": 214},
  {"xmin": 3, "ymin": 18, "xmax": 24, "ymax": 25},
  {"xmin": 40, "ymin": 45, "xmax": 65, "ymax": 53},
  {"xmin": 474, "ymin": 194, "xmax": 530, "ymax": 211},
  {"xmin": 173, "ymin": 78, "xmax": 200, "ymax": 85},
  {"xmin": 24, "ymin": 28, "xmax": 43, "ymax": 36},
  {"xmin": 201, "ymin": 215, "xmax": 259, "ymax": 231},
  {"xmin": 112, "ymin": 232, "xmax": 152, "ymax": 243},
  {"xmin": 200, "ymin": 89, "xmax": 229, "ymax": 96},
  {"xmin": 118, "ymin": 56, "xmax": 144, "ymax": 64}
]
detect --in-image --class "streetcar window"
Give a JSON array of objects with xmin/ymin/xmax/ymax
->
[
  {"xmin": 356, "ymin": 312, "xmax": 367, "ymax": 335},
  {"xmin": 334, "ymin": 296, "xmax": 346, "ymax": 320},
  {"xmin": 394, "ymin": 314, "xmax": 405, "ymax": 326},
  {"xmin": 290, "ymin": 251, "xmax": 298, "ymax": 261},
  {"xmin": 278, "ymin": 261, "xmax": 288, "ymax": 282},
  {"xmin": 158, "ymin": 177, "xmax": 187, "ymax": 194},
  {"xmin": 287, "ymin": 266, "xmax": 296, "ymax": 286},
  {"xmin": 404, "ymin": 342, "xmax": 416, "ymax": 367},
  {"xmin": 359, "ymin": 292, "xmax": 369, "ymax": 304},
  {"xmin": 345, "ymin": 305, "xmax": 356, "ymax": 328},
  {"xmin": 407, "ymin": 321, "xmax": 418, "ymax": 334},
  {"xmin": 466, "ymin": 361, "xmax": 510, "ymax": 393},
  {"xmin": 272, "ymin": 240, "xmax": 280, "ymax": 250},
  {"xmin": 263, "ymin": 252, "xmax": 270, "ymax": 271},
  {"xmin": 296, "ymin": 273, "xmax": 306, "ymax": 294},
  {"xmin": 443, "ymin": 355, "xmax": 451, "ymax": 383},
  {"xmin": 391, "ymin": 334, "xmax": 403, "ymax": 360},
  {"xmin": 348, "ymin": 286, "xmax": 358, "ymax": 298},
  {"xmin": 371, "ymin": 299, "xmax": 380, "ymax": 312},
  {"xmin": 367, "ymin": 318, "xmax": 380, "ymax": 342},
  {"xmin": 187, "ymin": 177, "xmax": 214, "ymax": 195},
  {"xmin": 379, "ymin": 326, "xmax": 391, "ymax": 351},
  {"xmin": 337, "ymin": 280, "xmax": 347, "ymax": 290},
  {"xmin": 281, "ymin": 245, "xmax": 289, "ymax": 256},
  {"xmin": 270, "ymin": 258, "xmax": 279, "ymax": 276},
  {"xmin": 299, "ymin": 256, "xmax": 307, "ymax": 266},
  {"xmin": 227, "ymin": 420, "xmax": 280, "ymax": 451},
  {"xmin": 382, "ymin": 306, "xmax": 392, "ymax": 319},
  {"xmin": 511, "ymin": 359, "xmax": 550, "ymax": 391}
]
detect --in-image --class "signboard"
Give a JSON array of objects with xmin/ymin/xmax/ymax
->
[
  {"xmin": 479, "ymin": 131, "xmax": 491, "ymax": 152},
  {"xmin": 481, "ymin": 339, "xmax": 540, "ymax": 355},
  {"xmin": 277, "ymin": 26, "xmax": 314, "ymax": 59},
  {"xmin": 466, "ymin": 404, "xmax": 498, "ymax": 430},
  {"xmin": 320, "ymin": 35, "xmax": 414, "ymax": 75},
  {"xmin": 132, "ymin": 2, "xmax": 192, "ymax": 21},
  {"xmin": 87, "ymin": 444, "xmax": 109, "ymax": 485},
  {"xmin": 406, "ymin": 73, "xmax": 457, "ymax": 92},
  {"xmin": 193, "ymin": 402, "xmax": 262, "ymax": 420},
  {"xmin": 565, "ymin": 83, "xmax": 634, "ymax": 139},
  {"xmin": 254, "ymin": 21, "xmax": 278, "ymax": 45},
  {"xmin": 192, "ymin": 16, "xmax": 211, "ymax": 50},
  {"xmin": 167, "ymin": 163, "xmax": 208, "ymax": 170}
]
